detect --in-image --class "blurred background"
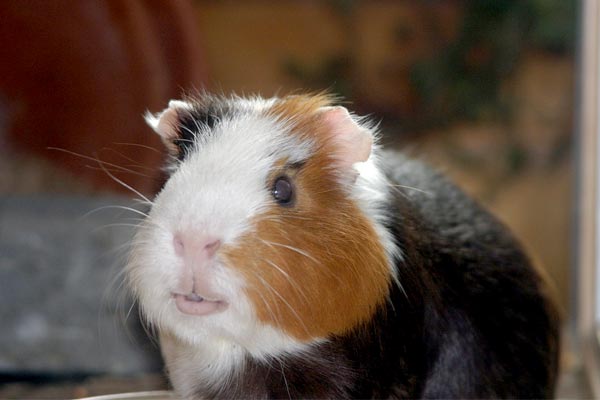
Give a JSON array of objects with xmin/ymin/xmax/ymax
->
[{"xmin": 0, "ymin": 0, "xmax": 582, "ymax": 398}]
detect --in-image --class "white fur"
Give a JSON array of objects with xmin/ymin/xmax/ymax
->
[
  {"xmin": 128, "ymin": 96, "xmax": 400, "ymax": 394},
  {"xmin": 343, "ymin": 112, "xmax": 402, "ymax": 276},
  {"xmin": 352, "ymin": 150, "xmax": 403, "ymax": 277},
  {"xmin": 128, "ymin": 102, "xmax": 316, "ymax": 391},
  {"xmin": 143, "ymin": 111, "xmax": 160, "ymax": 132},
  {"xmin": 144, "ymin": 100, "xmax": 193, "ymax": 134},
  {"xmin": 160, "ymin": 327, "xmax": 318, "ymax": 398}
]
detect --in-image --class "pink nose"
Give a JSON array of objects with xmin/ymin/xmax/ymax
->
[
  {"xmin": 173, "ymin": 233, "xmax": 222, "ymax": 294},
  {"xmin": 173, "ymin": 233, "xmax": 222, "ymax": 259}
]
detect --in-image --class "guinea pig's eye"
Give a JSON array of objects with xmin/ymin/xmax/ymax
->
[{"xmin": 272, "ymin": 176, "xmax": 294, "ymax": 206}]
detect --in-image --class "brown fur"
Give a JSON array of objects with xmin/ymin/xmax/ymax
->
[{"xmin": 224, "ymin": 95, "xmax": 391, "ymax": 341}]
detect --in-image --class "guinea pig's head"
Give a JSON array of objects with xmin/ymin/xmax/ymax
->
[{"xmin": 127, "ymin": 93, "xmax": 398, "ymax": 356}]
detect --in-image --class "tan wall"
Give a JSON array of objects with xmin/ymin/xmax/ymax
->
[
  {"xmin": 196, "ymin": 2, "xmax": 461, "ymax": 113},
  {"xmin": 197, "ymin": 2, "xmax": 347, "ymax": 94}
]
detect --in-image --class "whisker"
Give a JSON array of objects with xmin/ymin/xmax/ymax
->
[
  {"xmin": 259, "ymin": 235, "xmax": 345, "ymax": 284},
  {"xmin": 114, "ymin": 142, "xmax": 162, "ymax": 154},
  {"xmin": 251, "ymin": 278, "xmax": 282, "ymax": 330},
  {"xmin": 281, "ymin": 215, "xmax": 316, "ymax": 221},
  {"xmin": 132, "ymin": 198, "xmax": 154, "ymax": 206},
  {"xmin": 101, "ymin": 249, "xmax": 139, "ymax": 347},
  {"xmin": 262, "ymin": 259, "xmax": 309, "ymax": 304},
  {"xmin": 260, "ymin": 239, "xmax": 320, "ymax": 265},
  {"xmin": 254, "ymin": 274, "xmax": 310, "ymax": 337},
  {"xmin": 84, "ymin": 165, "xmax": 154, "ymax": 179},
  {"xmin": 124, "ymin": 298, "xmax": 137, "ymax": 322},
  {"xmin": 279, "ymin": 360, "xmax": 292, "ymax": 400},
  {"xmin": 91, "ymin": 223, "xmax": 144, "ymax": 233},
  {"xmin": 138, "ymin": 306, "xmax": 160, "ymax": 348},
  {"xmin": 48, "ymin": 146, "xmax": 154, "ymax": 203},
  {"xmin": 94, "ymin": 154, "xmax": 153, "ymax": 203},
  {"xmin": 387, "ymin": 183, "xmax": 432, "ymax": 196},
  {"xmin": 79, "ymin": 205, "xmax": 150, "ymax": 221},
  {"xmin": 48, "ymin": 147, "xmax": 151, "ymax": 177},
  {"xmin": 100, "ymin": 147, "xmax": 157, "ymax": 172},
  {"xmin": 263, "ymin": 259, "xmax": 292, "ymax": 281}
]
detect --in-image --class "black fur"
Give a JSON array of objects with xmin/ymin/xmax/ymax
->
[
  {"xmin": 191, "ymin": 153, "xmax": 559, "ymax": 399},
  {"xmin": 173, "ymin": 96, "xmax": 235, "ymax": 161},
  {"xmin": 175, "ymin": 111, "xmax": 219, "ymax": 161}
]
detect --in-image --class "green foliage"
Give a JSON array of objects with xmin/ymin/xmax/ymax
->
[
  {"xmin": 410, "ymin": 0, "xmax": 576, "ymax": 128},
  {"xmin": 283, "ymin": 0, "xmax": 576, "ymax": 130},
  {"xmin": 528, "ymin": 0, "xmax": 577, "ymax": 53}
]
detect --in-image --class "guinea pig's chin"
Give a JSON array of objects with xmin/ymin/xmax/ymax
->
[
  {"xmin": 161, "ymin": 301, "xmax": 311, "ymax": 357},
  {"xmin": 160, "ymin": 298, "xmax": 258, "ymax": 348},
  {"xmin": 145, "ymin": 280, "xmax": 257, "ymax": 345}
]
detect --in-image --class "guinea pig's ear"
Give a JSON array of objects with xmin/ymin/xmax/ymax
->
[
  {"xmin": 319, "ymin": 106, "xmax": 373, "ymax": 171},
  {"xmin": 144, "ymin": 100, "xmax": 192, "ymax": 153}
]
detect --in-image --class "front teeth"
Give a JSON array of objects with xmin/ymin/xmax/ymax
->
[{"xmin": 185, "ymin": 293, "xmax": 204, "ymax": 302}]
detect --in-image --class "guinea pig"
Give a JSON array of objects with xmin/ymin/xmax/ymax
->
[{"xmin": 127, "ymin": 92, "xmax": 559, "ymax": 399}]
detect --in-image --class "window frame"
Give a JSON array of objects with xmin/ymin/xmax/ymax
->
[{"xmin": 577, "ymin": 0, "xmax": 600, "ymax": 395}]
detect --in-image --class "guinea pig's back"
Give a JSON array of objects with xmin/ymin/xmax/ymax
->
[
  {"xmin": 382, "ymin": 151, "xmax": 509, "ymax": 244},
  {"xmin": 380, "ymin": 150, "xmax": 560, "ymax": 398}
]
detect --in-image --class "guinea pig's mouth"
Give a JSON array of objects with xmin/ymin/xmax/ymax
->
[{"xmin": 172, "ymin": 292, "xmax": 228, "ymax": 316}]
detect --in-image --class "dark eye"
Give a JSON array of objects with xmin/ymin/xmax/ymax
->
[{"xmin": 272, "ymin": 176, "xmax": 294, "ymax": 206}]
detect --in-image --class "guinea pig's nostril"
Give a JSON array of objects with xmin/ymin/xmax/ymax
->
[
  {"xmin": 204, "ymin": 239, "xmax": 221, "ymax": 257},
  {"xmin": 173, "ymin": 234, "xmax": 221, "ymax": 258},
  {"xmin": 173, "ymin": 234, "xmax": 185, "ymax": 256}
]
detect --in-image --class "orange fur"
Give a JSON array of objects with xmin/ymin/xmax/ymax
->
[{"xmin": 223, "ymin": 95, "xmax": 391, "ymax": 341}]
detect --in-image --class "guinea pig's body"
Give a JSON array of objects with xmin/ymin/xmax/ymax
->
[{"xmin": 128, "ymin": 93, "xmax": 559, "ymax": 399}]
